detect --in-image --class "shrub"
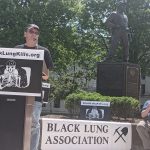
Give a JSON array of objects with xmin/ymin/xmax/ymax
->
[{"xmin": 65, "ymin": 90, "xmax": 140, "ymax": 119}]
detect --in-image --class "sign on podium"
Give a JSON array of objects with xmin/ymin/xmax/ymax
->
[{"xmin": 0, "ymin": 48, "xmax": 44, "ymax": 150}]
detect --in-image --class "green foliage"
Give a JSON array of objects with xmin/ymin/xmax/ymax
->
[
  {"xmin": 127, "ymin": 0, "xmax": 150, "ymax": 75},
  {"xmin": 0, "ymin": 0, "xmax": 150, "ymax": 104},
  {"xmin": 65, "ymin": 90, "xmax": 140, "ymax": 119},
  {"xmin": 0, "ymin": 0, "xmax": 149, "ymax": 66},
  {"xmin": 110, "ymin": 96, "xmax": 140, "ymax": 119},
  {"xmin": 49, "ymin": 72, "xmax": 81, "ymax": 106},
  {"xmin": 0, "ymin": 0, "xmax": 149, "ymax": 71}
]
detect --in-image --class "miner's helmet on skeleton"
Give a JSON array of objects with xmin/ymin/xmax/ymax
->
[
  {"xmin": 6, "ymin": 60, "xmax": 16, "ymax": 66},
  {"xmin": 6, "ymin": 60, "xmax": 16, "ymax": 72}
]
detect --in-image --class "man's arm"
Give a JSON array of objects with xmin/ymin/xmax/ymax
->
[
  {"xmin": 42, "ymin": 48, "xmax": 53, "ymax": 81},
  {"xmin": 42, "ymin": 60, "xmax": 49, "ymax": 81}
]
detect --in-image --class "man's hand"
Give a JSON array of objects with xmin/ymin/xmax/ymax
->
[{"xmin": 42, "ymin": 72, "xmax": 49, "ymax": 81}]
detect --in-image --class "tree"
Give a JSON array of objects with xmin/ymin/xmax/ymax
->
[
  {"xmin": 0, "ymin": 0, "xmax": 150, "ymax": 95},
  {"xmin": 127, "ymin": 0, "xmax": 150, "ymax": 75}
]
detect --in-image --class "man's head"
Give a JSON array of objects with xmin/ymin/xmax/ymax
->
[{"xmin": 24, "ymin": 24, "xmax": 40, "ymax": 47}]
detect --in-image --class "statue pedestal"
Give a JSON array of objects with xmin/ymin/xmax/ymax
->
[{"xmin": 96, "ymin": 62, "xmax": 140, "ymax": 100}]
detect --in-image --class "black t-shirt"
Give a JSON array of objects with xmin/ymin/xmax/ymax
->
[{"xmin": 15, "ymin": 44, "xmax": 53, "ymax": 70}]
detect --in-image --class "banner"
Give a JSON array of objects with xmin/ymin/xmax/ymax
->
[
  {"xmin": 0, "ymin": 48, "xmax": 44, "ymax": 96},
  {"xmin": 41, "ymin": 118, "xmax": 132, "ymax": 150}
]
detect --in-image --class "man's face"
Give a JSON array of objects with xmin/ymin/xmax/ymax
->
[{"xmin": 24, "ymin": 28, "xmax": 39, "ymax": 47}]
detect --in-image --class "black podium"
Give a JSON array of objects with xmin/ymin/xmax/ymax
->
[
  {"xmin": 96, "ymin": 62, "xmax": 141, "ymax": 100},
  {"xmin": 0, "ymin": 48, "xmax": 44, "ymax": 150}
]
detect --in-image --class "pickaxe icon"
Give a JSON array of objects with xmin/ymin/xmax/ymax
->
[{"xmin": 113, "ymin": 127, "xmax": 128, "ymax": 143}]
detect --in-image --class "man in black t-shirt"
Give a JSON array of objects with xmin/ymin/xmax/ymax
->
[{"xmin": 15, "ymin": 24, "xmax": 53, "ymax": 150}]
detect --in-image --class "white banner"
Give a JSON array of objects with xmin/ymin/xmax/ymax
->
[
  {"xmin": 41, "ymin": 118, "xmax": 132, "ymax": 150},
  {"xmin": 81, "ymin": 100, "xmax": 110, "ymax": 107},
  {"xmin": 0, "ymin": 48, "xmax": 44, "ymax": 60}
]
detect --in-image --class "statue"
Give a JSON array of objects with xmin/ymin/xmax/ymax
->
[{"xmin": 105, "ymin": 1, "xmax": 129, "ymax": 62}]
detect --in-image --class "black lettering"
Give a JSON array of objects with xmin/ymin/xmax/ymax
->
[
  {"xmin": 84, "ymin": 125, "xmax": 89, "ymax": 132},
  {"xmin": 72, "ymin": 136, "xmax": 78, "ymax": 144},
  {"xmin": 87, "ymin": 136, "xmax": 93, "ymax": 144},
  {"xmin": 89, "ymin": 125, "xmax": 97, "ymax": 133},
  {"xmin": 53, "ymin": 136, "xmax": 59, "ymax": 144},
  {"xmin": 96, "ymin": 125, "xmax": 103, "ymax": 133},
  {"xmin": 60, "ymin": 124, "xmax": 67, "ymax": 132},
  {"xmin": 74, "ymin": 124, "xmax": 80, "ymax": 132},
  {"xmin": 59, "ymin": 136, "xmax": 64, "ymax": 144},
  {"xmin": 45, "ymin": 136, "xmax": 52, "ymax": 144},
  {"xmin": 47, "ymin": 123, "xmax": 60, "ymax": 132},
  {"xmin": 47, "ymin": 123, "xmax": 53, "ymax": 131},
  {"xmin": 81, "ymin": 137, "xmax": 88, "ymax": 144},
  {"xmin": 78, "ymin": 136, "xmax": 81, "ymax": 144},
  {"xmin": 103, "ymin": 125, "xmax": 108, "ymax": 133},
  {"xmin": 54, "ymin": 123, "xmax": 60, "ymax": 132},
  {"xmin": 103, "ymin": 137, "xmax": 109, "ymax": 144},
  {"xmin": 84, "ymin": 124, "xmax": 108, "ymax": 133},
  {"xmin": 94, "ymin": 136, "xmax": 96, "ymax": 144},
  {"xmin": 67, "ymin": 124, "xmax": 73, "ymax": 132},
  {"xmin": 64, "ymin": 136, "xmax": 71, "ymax": 144},
  {"xmin": 97, "ymin": 136, "xmax": 109, "ymax": 144}
]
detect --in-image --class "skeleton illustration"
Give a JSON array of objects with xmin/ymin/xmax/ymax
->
[
  {"xmin": 0, "ymin": 60, "xmax": 31, "ymax": 89},
  {"xmin": 86, "ymin": 107, "xmax": 104, "ymax": 120}
]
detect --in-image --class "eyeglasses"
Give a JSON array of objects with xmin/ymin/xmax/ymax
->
[{"xmin": 28, "ymin": 29, "xmax": 39, "ymax": 35}]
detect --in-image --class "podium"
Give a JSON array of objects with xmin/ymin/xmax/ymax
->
[
  {"xmin": 96, "ymin": 62, "xmax": 141, "ymax": 100},
  {"xmin": 0, "ymin": 48, "xmax": 44, "ymax": 150}
]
